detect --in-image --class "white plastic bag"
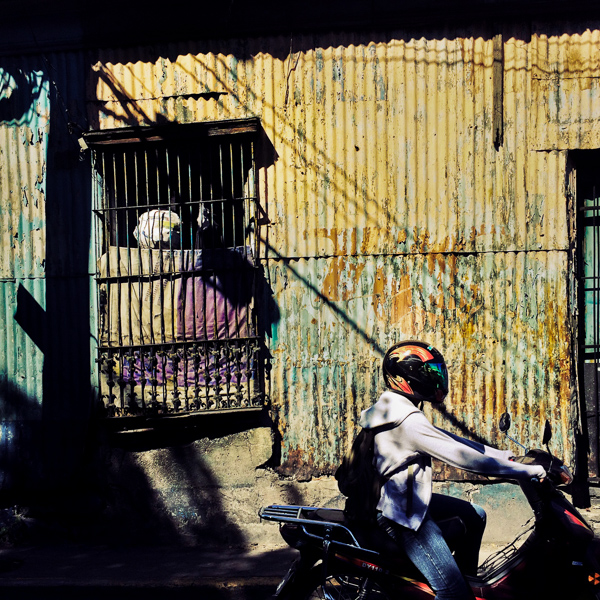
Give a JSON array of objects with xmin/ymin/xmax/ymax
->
[{"xmin": 133, "ymin": 209, "xmax": 181, "ymax": 249}]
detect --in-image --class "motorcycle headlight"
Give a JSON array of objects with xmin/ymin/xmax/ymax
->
[{"xmin": 559, "ymin": 465, "xmax": 574, "ymax": 486}]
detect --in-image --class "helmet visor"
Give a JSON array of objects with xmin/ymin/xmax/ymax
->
[{"xmin": 424, "ymin": 362, "xmax": 448, "ymax": 399}]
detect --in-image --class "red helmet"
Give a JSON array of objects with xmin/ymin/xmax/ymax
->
[{"xmin": 382, "ymin": 341, "xmax": 448, "ymax": 404}]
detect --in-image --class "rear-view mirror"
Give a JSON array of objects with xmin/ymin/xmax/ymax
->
[{"xmin": 499, "ymin": 412, "xmax": 511, "ymax": 433}]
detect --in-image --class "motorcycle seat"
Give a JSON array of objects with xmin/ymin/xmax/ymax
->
[{"xmin": 310, "ymin": 508, "xmax": 466, "ymax": 555}]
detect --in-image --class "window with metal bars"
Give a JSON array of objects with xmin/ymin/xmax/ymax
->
[
  {"xmin": 572, "ymin": 150, "xmax": 600, "ymax": 480},
  {"xmin": 85, "ymin": 118, "xmax": 264, "ymax": 419},
  {"xmin": 580, "ymin": 184, "xmax": 600, "ymax": 365}
]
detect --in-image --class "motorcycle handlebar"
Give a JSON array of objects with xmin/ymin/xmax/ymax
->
[{"xmin": 512, "ymin": 450, "xmax": 573, "ymax": 487}]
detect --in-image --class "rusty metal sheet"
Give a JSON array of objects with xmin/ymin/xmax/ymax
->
[
  {"xmin": 84, "ymin": 29, "xmax": 587, "ymax": 480},
  {"xmin": 270, "ymin": 251, "xmax": 573, "ymax": 475},
  {"xmin": 530, "ymin": 28, "xmax": 600, "ymax": 150},
  {"xmin": 0, "ymin": 58, "xmax": 49, "ymax": 423},
  {"xmin": 0, "ymin": 61, "xmax": 49, "ymax": 281},
  {"xmin": 2, "ymin": 15, "xmax": 600, "ymax": 503},
  {"xmin": 0, "ymin": 52, "xmax": 94, "ymax": 491},
  {"xmin": 1, "ymin": 26, "xmax": 587, "ymax": 481},
  {"xmin": 90, "ymin": 33, "xmax": 569, "ymax": 263},
  {"xmin": 0, "ymin": 280, "xmax": 45, "ymax": 417}
]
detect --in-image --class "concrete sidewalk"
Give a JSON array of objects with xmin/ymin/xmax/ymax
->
[{"xmin": 0, "ymin": 543, "xmax": 297, "ymax": 599}]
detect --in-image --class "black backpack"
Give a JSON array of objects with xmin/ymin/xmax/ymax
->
[{"xmin": 335, "ymin": 427, "xmax": 388, "ymax": 523}]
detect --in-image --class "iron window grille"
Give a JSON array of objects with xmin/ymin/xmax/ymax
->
[
  {"xmin": 580, "ymin": 177, "xmax": 600, "ymax": 470},
  {"xmin": 572, "ymin": 150, "xmax": 600, "ymax": 480},
  {"xmin": 580, "ymin": 187, "xmax": 600, "ymax": 365},
  {"xmin": 85, "ymin": 119, "xmax": 264, "ymax": 419}
]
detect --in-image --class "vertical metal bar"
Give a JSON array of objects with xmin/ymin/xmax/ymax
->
[
  {"xmin": 205, "ymin": 144, "xmax": 214, "ymax": 403},
  {"xmin": 104, "ymin": 151, "xmax": 118, "ymax": 413},
  {"xmin": 168, "ymin": 146, "xmax": 176, "ymax": 346},
  {"xmin": 161, "ymin": 146, "xmax": 167, "ymax": 350},
  {"xmin": 216, "ymin": 142, "xmax": 225, "ymax": 404},
  {"xmin": 190, "ymin": 144, "xmax": 198, "ymax": 342},
  {"xmin": 112, "ymin": 153, "xmax": 124, "ymax": 374},
  {"xmin": 223, "ymin": 141, "xmax": 235, "ymax": 401},
  {"xmin": 147, "ymin": 148, "xmax": 156, "ymax": 346},
  {"xmin": 191, "ymin": 144, "xmax": 201, "ymax": 409},
  {"xmin": 131, "ymin": 147, "xmax": 142, "ymax": 413},
  {"xmin": 158, "ymin": 146, "xmax": 166, "ymax": 345},
  {"xmin": 92, "ymin": 150, "xmax": 104, "ymax": 410},
  {"xmin": 229, "ymin": 141, "xmax": 236, "ymax": 248},
  {"xmin": 179, "ymin": 146, "xmax": 188, "ymax": 411},
  {"xmin": 124, "ymin": 150, "xmax": 134, "ymax": 352},
  {"xmin": 250, "ymin": 138, "xmax": 257, "ymax": 261},
  {"xmin": 594, "ymin": 186, "xmax": 600, "ymax": 458},
  {"xmin": 232, "ymin": 141, "xmax": 243, "ymax": 403},
  {"xmin": 100, "ymin": 151, "xmax": 110, "ymax": 342},
  {"xmin": 219, "ymin": 141, "xmax": 226, "ymax": 245},
  {"xmin": 175, "ymin": 148, "xmax": 187, "ymax": 410},
  {"xmin": 140, "ymin": 148, "xmax": 150, "ymax": 408},
  {"xmin": 196, "ymin": 142, "xmax": 203, "ymax": 340},
  {"xmin": 239, "ymin": 140, "xmax": 246, "ymax": 251},
  {"xmin": 139, "ymin": 148, "xmax": 147, "ymax": 347},
  {"xmin": 240, "ymin": 140, "xmax": 249, "ymax": 403}
]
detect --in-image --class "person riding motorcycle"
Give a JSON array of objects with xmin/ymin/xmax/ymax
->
[{"xmin": 359, "ymin": 341, "xmax": 547, "ymax": 600}]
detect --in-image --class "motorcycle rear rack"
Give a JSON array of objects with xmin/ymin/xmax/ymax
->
[{"xmin": 259, "ymin": 504, "xmax": 380, "ymax": 558}]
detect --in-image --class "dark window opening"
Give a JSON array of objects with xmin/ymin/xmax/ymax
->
[
  {"xmin": 572, "ymin": 150, "xmax": 600, "ymax": 480},
  {"xmin": 85, "ymin": 119, "xmax": 264, "ymax": 419}
]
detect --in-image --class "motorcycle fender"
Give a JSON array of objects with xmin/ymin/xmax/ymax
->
[{"xmin": 274, "ymin": 556, "xmax": 304, "ymax": 598}]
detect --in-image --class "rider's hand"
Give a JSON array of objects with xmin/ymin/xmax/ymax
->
[
  {"xmin": 530, "ymin": 465, "xmax": 547, "ymax": 481},
  {"xmin": 509, "ymin": 457, "xmax": 546, "ymax": 481}
]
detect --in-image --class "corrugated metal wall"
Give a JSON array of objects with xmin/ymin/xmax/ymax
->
[
  {"xmin": 0, "ymin": 56, "xmax": 48, "ymax": 399},
  {"xmin": 0, "ymin": 56, "xmax": 49, "ymax": 486},
  {"xmin": 3, "ymin": 20, "xmax": 597, "ymax": 484},
  {"xmin": 0, "ymin": 51, "xmax": 93, "ymax": 490},
  {"xmin": 268, "ymin": 250, "xmax": 572, "ymax": 472},
  {"xmin": 84, "ymin": 25, "xmax": 598, "ymax": 475},
  {"xmin": 531, "ymin": 28, "xmax": 600, "ymax": 150}
]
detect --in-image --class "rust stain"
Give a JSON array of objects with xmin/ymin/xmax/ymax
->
[
  {"xmin": 314, "ymin": 227, "xmax": 359, "ymax": 256},
  {"xmin": 321, "ymin": 257, "xmax": 365, "ymax": 302},
  {"xmin": 277, "ymin": 447, "xmax": 322, "ymax": 480},
  {"xmin": 372, "ymin": 265, "xmax": 386, "ymax": 297},
  {"xmin": 397, "ymin": 229, "xmax": 408, "ymax": 246},
  {"xmin": 316, "ymin": 227, "xmax": 340, "ymax": 255},
  {"xmin": 389, "ymin": 274, "xmax": 413, "ymax": 324},
  {"xmin": 360, "ymin": 227, "xmax": 381, "ymax": 255},
  {"xmin": 411, "ymin": 226, "xmax": 431, "ymax": 253},
  {"xmin": 371, "ymin": 267, "xmax": 387, "ymax": 321}
]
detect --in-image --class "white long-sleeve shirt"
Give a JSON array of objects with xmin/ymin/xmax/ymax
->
[{"xmin": 359, "ymin": 390, "xmax": 545, "ymax": 530}]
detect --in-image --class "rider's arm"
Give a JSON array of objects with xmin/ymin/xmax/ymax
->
[
  {"xmin": 435, "ymin": 426, "xmax": 514, "ymax": 461},
  {"xmin": 399, "ymin": 413, "xmax": 546, "ymax": 480}
]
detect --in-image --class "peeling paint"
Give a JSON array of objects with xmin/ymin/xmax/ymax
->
[
  {"xmin": 0, "ymin": 24, "xmax": 590, "ymax": 481},
  {"xmin": 270, "ymin": 252, "xmax": 572, "ymax": 475}
]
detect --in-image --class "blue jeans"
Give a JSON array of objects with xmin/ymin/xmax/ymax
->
[{"xmin": 377, "ymin": 494, "xmax": 485, "ymax": 600}]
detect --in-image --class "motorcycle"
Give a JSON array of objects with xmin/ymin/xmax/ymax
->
[{"xmin": 259, "ymin": 414, "xmax": 600, "ymax": 600}]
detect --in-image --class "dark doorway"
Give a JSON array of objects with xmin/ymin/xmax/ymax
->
[{"xmin": 572, "ymin": 150, "xmax": 600, "ymax": 481}]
